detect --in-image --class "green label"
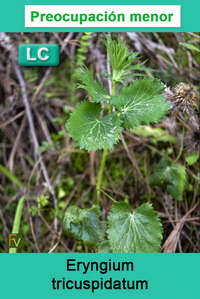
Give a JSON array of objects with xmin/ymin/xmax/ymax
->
[
  {"xmin": 0, "ymin": 253, "xmax": 199, "ymax": 298},
  {"xmin": 18, "ymin": 44, "xmax": 59, "ymax": 66}
]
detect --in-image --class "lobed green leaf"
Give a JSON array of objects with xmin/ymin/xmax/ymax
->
[
  {"xmin": 63, "ymin": 205, "xmax": 105, "ymax": 249},
  {"xmin": 66, "ymin": 102, "xmax": 122, "ymax": 151},
  {"xmin": 103, "ymin": 36, "xmax": 147, "ymax": 82},
  {"xmin": 77, "ymin": 67, "xmax": 110, "ymax": 103},
  {"xmin": 107, "ymin": 202, "xmax": 163, "ymax": 253},
  {"xmin": 150, "ymin": 155, "xmax": 187, "ymax": 201},
  {"xmin": 111, "ymin": 77, "xmax": 170, "ymax": 128}
]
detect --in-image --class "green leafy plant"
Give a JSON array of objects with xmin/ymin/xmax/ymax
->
[
  {"xmin": 64, "ymin": 35, "xmax": 170, "ymax": 253},
  {"xmin": 75, "ymin": 32, "xmax": 93, "ymax": 69},
  {"xmin": 150, "ymin": 155, "xmax": 187, "ymax": 201},
  {"xmin": 69, "ymin": 32, "xmax": 93, "ymax": 102}
]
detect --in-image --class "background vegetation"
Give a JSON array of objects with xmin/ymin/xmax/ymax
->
[{"xmin": 0, "ymin": 32, "xmax": 199, "ymax": 253}]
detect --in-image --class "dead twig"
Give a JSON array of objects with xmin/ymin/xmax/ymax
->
[{"xmin": 162, "ymin": 202, "xmax": 199, "ymax": 253}]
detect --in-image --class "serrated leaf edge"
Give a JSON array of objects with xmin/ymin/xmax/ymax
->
[{"xmin": 107, "ymin": 202, "xmax": 163, "ymax": 253}]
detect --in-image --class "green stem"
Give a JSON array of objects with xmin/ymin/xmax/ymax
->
[
  {"xmin": 9, "ymin": 196, "xmax": 25, "ymax": 253},
  {"xmin": 108, "ymin": 80, "xmax": 116, "ymax": 113},
  {"xmin": 100, "ymin": 189, "xmax": 117, "ymax": 203},
  {"xmin": 95, "ymin": 80, "xmax": 116, "ymax": 204},
  {"xmin": 96, "ymin": 149, "xmax": 108, "ymax": 204},
  {"xmin": 174, "ymin": 126, "xmax": 185, "ymax": 164}
]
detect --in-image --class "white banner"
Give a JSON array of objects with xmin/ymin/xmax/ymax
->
[{"xmin": 25, "ymin": 5, "xmax": 181, "ymax": 28}]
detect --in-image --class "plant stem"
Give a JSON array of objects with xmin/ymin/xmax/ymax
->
[
  {"xmin": 108, "ymin": 80, "xmax": 116, "ymax": 113},
  {"xmin": 100, "ymin": 189, "xmax": 117, "ymax": 202},
  {"xmin": 96, "ymin": 149, "xmax": 108, "ymax": 204},
  {"xmin": 174, "ymin": 126, "xmax": 185, "ymax": 163},
  {"xmin": 95, "ymin": 80, "xmax": 116, "ymax": 204},
  {"xmin": 9, "ymin": 196, "xmax": 25, "ymax": 253}
]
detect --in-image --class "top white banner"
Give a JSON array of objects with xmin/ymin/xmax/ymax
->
[{"xmin": 25, "ymin": 5, "xmax": 181, "ymax": 28}]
